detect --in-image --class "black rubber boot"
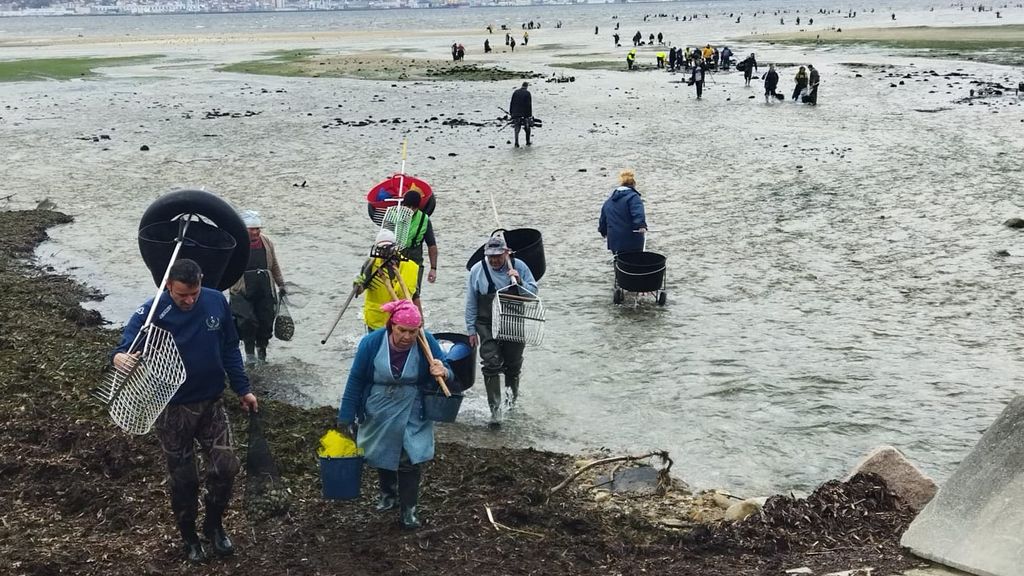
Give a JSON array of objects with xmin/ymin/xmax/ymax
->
[
  {"xmin": 505, "ymin": 375, "xmax": 520, "ymax": 410},
  {"xmin": 484, "ymin": 375, "xmax": 502, "ymax": 428},
  {"xmin": 377, "ymin": 469, "xmax": 398, "ymax": 511},
  {"xmin": 398, "ymin": 465, "xmax": 421, "ymax": 530},
  {"xmin": 243, "ymin": 341, "xmax": 256, "ymax": 367},
  {"xmin": 257, "ymin": 346, "xmax": 267, "ymax": 365},
  {"xmin": 202, "ymin": 505, "xmax": 235, "ymax": 557},
  {"xmin": 178, "ymin": 520, "xmax": 206, "ymax": 563}
]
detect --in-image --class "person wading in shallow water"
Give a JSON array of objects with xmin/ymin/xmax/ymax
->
[
  {"xmin": 355, "ymin": 229, "xmax": 419, "ymax": 332},
  {"xmin": 113, "ymin": 258, "xmax": 257, "ymax": 563},
  {"xmin": 397, "ymin": 191, "xmax": 438, "ymax": 310},
  {"xmin": 509, "ymin": 81, "xmax": 533, "ymax": 147},
  {"xmin": 336, "ymin": 300, "xmax": 452, "ymax": 530},
  {"xmin": 599, "ymin": 169, "xmax": 647, "ymax": 255},
  {"xmin": 763, "ymin": 64, "xmax": 780, "ymax": 103},
  {"xmin": 229, "ymin": 210, "xmax": 286, "ymax": 367},
  {"xmin": 806, "ymin": 64, "xmax": 820, "ymax": 105},
  {"xmin": 465, "ymin": 235, "xmax": 539, "ymax": 427},
  {"xmin": 793, "ymin": 66, "xmax": 809, "ymax": 101}
]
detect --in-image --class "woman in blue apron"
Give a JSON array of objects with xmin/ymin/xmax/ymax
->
[{"xmin": 337, "ymin": 300, "xmax": 452, "ymax": 529}]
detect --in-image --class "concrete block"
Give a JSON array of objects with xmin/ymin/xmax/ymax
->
[{"xmin": 901, "ymin": 396, "xmax": 1024, "ymax": 576}]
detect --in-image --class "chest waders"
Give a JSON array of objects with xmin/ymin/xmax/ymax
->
[
  {"xmin": 230, "ymin": 244, "xmax": 276, "ymax": 360},
  {"xmin": 475, "ymin": 262, "xmax": 526, "ymax": 424},
  {"xmin": 155, "ymin": 397, "xmax": 240, "ymax": 560}
]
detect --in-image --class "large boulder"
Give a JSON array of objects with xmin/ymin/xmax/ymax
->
[
  {"xmin": 901, "ymin": 396, "xmax": 1024, "ymax": 576},
  {"xmin": 844, "ymin": 445, "xmax": 937, "ymax": 511}
]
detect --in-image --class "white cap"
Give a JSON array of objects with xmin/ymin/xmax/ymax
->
[
  {"xmin": 375, "ymin": 228, "xmax": 396, "ymax": 245},
  {"xmin": 240, "ymin": 210, "xmax": 262, "ymax": 228}
]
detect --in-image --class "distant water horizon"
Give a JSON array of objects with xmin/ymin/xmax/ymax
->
[{"xmin": 0, "ymin": 0, "xmax": 997, "ymax": 39}]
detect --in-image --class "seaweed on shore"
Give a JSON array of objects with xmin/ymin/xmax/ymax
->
[
  {"xmin": 688, "ymin": 473, "xmax": 915, "ymax": 556},
  {"xmin": 0, "ymin": 209, "xmax": 924, "ymax": 576}
]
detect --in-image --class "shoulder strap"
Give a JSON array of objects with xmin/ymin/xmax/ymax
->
[
  {"xmin": 410, "ymin": 211, "xmax": 428, "ymax": 246},
  {"xmin": 482, "ymin": 262, "xmax": 498, "ymax": 294}
]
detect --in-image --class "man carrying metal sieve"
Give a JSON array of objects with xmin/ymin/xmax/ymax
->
[
  {"xmin": 228, "ymin": 210, "xmax": 287, "ymax": 367},
  {"xmin": 113, "ymin": 258, "xmax": 257, "ymax": 563},
  {"xmin": 465, "ymin": 235, "xmax": 539, "ymax": 427}
]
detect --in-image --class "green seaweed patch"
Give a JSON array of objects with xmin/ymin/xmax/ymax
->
[
  {"xmin": 218, "ymin": 50, "xmax": 321, "ymax": 77},
  {"xmin": 259, "ymin": 49, "xmax": 320, "ymax": 61},
  {"xmin": 553, "ymin": 60, "xmax": 632, "ymax": 71},
  {"xmin": 533, "ymin": 43, "xmax": 576, "ymax": 52},
  {"xmin": 553, "ymin": 52, "xmax": 611, "ymax": 58},
  {"xmin": 423, "ymin": 65, "xmax": 543, "ymax": 81},
  {"xmin": 0, "ymin": 55, "xmax": 160, "ymax": 82}
]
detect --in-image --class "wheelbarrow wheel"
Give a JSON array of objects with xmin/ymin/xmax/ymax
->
[
  {"xmin": 657, "ymin": 291, "xmax": 667, "ymax": 306},
  {"xmin": 613, "ymin": 289, "xmax": 624, "ymax": 305}
]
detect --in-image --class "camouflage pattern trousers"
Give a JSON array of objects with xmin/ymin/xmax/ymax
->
[{"xmin": 154, "ymin": 397, "xmax": 240, "ymax": 532}]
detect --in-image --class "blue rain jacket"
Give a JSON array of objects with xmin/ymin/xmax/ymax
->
[
  {"xmin": 114, "ymin": 287, "xmax": 250, "ymax": 404},
  {"xmin": 598, "ymin": 186, "xmax": 647, "ymax": 254}
]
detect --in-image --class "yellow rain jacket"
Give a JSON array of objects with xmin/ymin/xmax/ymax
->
[{"xmin": 360, "ymin": 258, "xmax": 419, "ymax": 330}]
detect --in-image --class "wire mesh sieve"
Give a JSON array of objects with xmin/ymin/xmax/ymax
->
[
  {"xmin": 380, "ymin": 205, "xmax": 417, "ymax": 250},
  {"xmin": 491, "ymin": 282, "xmax": 545, "ymax": 345},
  {"xmin": 92, "ymin": 324, "xmax": 186, "ymax": 435}
]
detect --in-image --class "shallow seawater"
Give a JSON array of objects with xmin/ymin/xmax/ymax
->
[{"xmin": 4, "ymin": 0, "xmax": 1024, "ymax": 494}]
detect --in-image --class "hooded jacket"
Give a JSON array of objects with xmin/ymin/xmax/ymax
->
[
  {"xmin": 510, "ymin": 87, "xmax": 532, "ymax": 118},
  {"xmin": 598, "ymin": 186, "xmax": 647, "ymax": 254}
]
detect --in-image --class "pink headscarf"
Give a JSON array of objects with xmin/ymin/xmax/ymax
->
[{"xmin": 381, "ymin": 300, "xmax": 422, "ymax": 329}]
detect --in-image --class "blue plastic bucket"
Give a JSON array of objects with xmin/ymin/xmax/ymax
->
[
  {"xmin": 319, "ymin": 455, "xmax": 364, "ymax": 500},
  {"xmin": 433, "ymin": 332, "xmax": 477, "ymax": 391},
  {"xmin": 422, "ymin": 391, "xmax": 464, "ymax": 423}
]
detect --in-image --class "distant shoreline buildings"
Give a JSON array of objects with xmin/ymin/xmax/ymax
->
[{"xmin": 0, "ymin": 0, "xmax": 617, "ymax": 18}]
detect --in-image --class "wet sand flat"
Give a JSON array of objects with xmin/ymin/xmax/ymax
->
[
  {"xmin": 0, "ymin": 27, "xmax": 488, "ymax": 49},
  {"xmin": 750, "ymin": 24, "xmax": 1024, "ymax": 47}
]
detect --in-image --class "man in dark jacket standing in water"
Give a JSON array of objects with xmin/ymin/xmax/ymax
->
[
  {"xmin": 806, "ymin": 64, "xmax": 820, "ymax": 105},
  {"xmin": 509, "ymin": 81, "xmax": 532, "ymax": 147},
  {"xmin": 113, "ymin": 259, "xmax": 257, "ymax": 563}
]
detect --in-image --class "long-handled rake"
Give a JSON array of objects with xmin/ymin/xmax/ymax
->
[
  {"xmin": 320, "ymin": 244, "xmax": 404, "ymax": 345},
  {"xmin": 91, "ymin": 217, "xmax": 192, "ymax": 435},
  {"xmin": 386, "ymin": 270, "xmax": 451, "ymax": 397}
]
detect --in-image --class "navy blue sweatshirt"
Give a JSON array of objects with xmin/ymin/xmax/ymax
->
[{"xmin": 115, "ymin": 287, "xmax": 250, "ymax": 404}]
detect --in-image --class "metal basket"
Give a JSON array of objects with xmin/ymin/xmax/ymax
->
[
  {"xmin": 491, "ymin": 282, "xmax": 545, "ymax": 345},
  {"xmin": 380, "ymin": 205, "xmax": 417, "ymax": 250},
  {"xmin": 92, "ymin": 324, "xmax": 187, "ymax": 435}
]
